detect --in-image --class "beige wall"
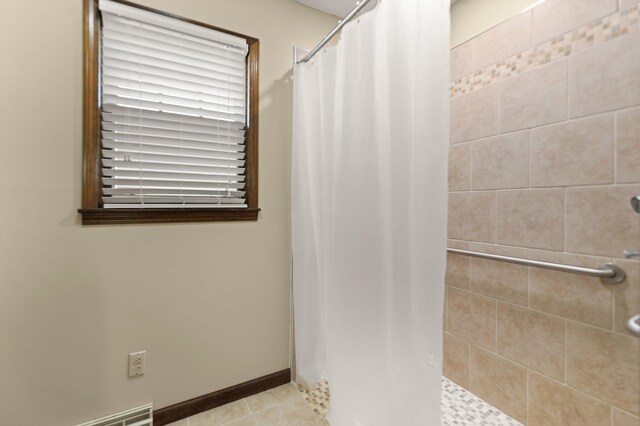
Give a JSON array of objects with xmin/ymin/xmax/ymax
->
[
  {"xmin": 0, "ymin": 1, "xmax": 336, "ymax": 425},
  {"xmin": 450, "ymin": 0, "xmax": 541, "ymax": 47},
  {"xmin": 446, "ymin": 0, "xmax": 640, "ymax": 424}
]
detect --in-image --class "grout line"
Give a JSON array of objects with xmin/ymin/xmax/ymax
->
[
  {"xmin": 563, "ymin": 320, "xmax": 568, "ymax": 384},
  {"xmin": 611, "ymin": 404, "xmax": 615, "ymax": 426},
  {"xmin": 527, "ymin": 129, "xmax": 532, "ymax": 188},
  {"xmin": 613, "ymin": 110, "xmax": 618, "ymax": 183},
  {"xmin": 566, "ymin": 45, "xmax": 571, "ymax": 121},
  {"xmin": 494, "ymin": 298, "xmax": 499, "ymax": 352},
  {"xmin": 469, "ymin": 139, "xmax": 474, "ymax": 191},
  {"xmin": 526, "ymin": 262, "xmax": 531, "ymax": 308},
  {"xmin": 493, "ymin": 190, "xmax": 498, "ymax": 244},
  {"xmin": 525, "ymin": 369, "xmax": 530, "ymax": 425},
  {"xmin": 277, "ymin": 406, "xmax": 290, "ymax": 425},
  {"xmin": 563, "ymin": 187, "xmax": 567, "ymax": 252}
]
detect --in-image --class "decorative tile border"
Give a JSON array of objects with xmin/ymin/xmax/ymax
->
[
  {"xmin": 296, "ymin": 377, "xmax": 524, "ymax": 425},
  {"xmin": 297, "ymin": 379, "xmax": 330, "ymax": 419},
  {"xmin": 450, "ymin": 4, "xmax": 640, "ymax": 98}
]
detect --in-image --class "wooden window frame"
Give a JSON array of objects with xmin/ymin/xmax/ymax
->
[{"xmin": 79, "ymin": 0, "xmax": 260, "ymax": 225}]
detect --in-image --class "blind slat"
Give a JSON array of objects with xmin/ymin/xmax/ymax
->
[
  {"xmin": 102, "ymin": 132, "xmax": 243, "ymax": 153},
  {"xmin": 102, "ymin": 104, "xmax": 245, "ymax": 131},
  {"xmin": 102, "ymin": 156, "xmax": 245, "ymax": 172},
  {"xmin": 104, "ymin": 66, "xmax": 245, "ymax": 100},
  {"xmin": 103, "ymin": 113, "xmax": 245, "ymax": 138},
  {"xmin": 104, "ymin": 178, "xmax": 245, "ymax": 189},
  {"xmin": 102, "ymin": 46, "xmax": 245, "ymax": 86},
  {"xmin": 103, "ymin": 168, "xmax": 246, "ymax": 181},
  {"xmin": 103, "ymin": 204, "xmax": 248, "ymax": 209},
  {"xmin": 104, "ymin": 187, "xmax": 246, "ymax": 196},
  {"xmin": 102, "ymin": 94, "xmax": 245, "ymax": 123},
  {"xmin": 102, "ymin": 144, "xmax": 245, "ymax": 164},
  {"xmin": 103, "ymin": 122, "xmax": 244, "ymax": 145},
  {"xmin": 103, "ymin": 160, "xmax": 244, "ymax": 177},
  {"xmin": 104, "ymin": 196, "xmax": 245, "ymax": 204},
  {"xmin": 102, "ymin": 35, "xmax": 246, "ymax": 77},
  {"xmin": 102, "ymin": 90, "xmax": 245, "ymax": 118},
  {"xmin": 102, "ymin": 58, "xmax": 245, "ymax": 94},
  {"xmin": 103, "ymin": 74, "xmax": 245, "ymax": 106}
]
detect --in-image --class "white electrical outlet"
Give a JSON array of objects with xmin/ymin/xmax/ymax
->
[{"xmin": 128, "ymin": 351, "xmax": 146, "ymax": 377}]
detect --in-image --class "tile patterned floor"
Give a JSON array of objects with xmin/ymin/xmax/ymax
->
[
  {"xmin": 167, "ymin": 377, "xmax": 523, "ymax": 425},
  {"xmin": 166, "ymin": 383, "xmax": 326, "ymax": 426}
]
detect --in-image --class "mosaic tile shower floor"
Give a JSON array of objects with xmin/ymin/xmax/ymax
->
[{"xmin": 297, "ymin": 377, "xmax": 524, "ymax": 426}]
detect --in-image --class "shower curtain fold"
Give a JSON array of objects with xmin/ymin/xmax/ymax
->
[{"xmin": 292, "ymin": 1, "xmax": 450, "ymax": 424}]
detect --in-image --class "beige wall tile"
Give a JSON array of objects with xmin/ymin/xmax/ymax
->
[
  {"xmin": 446, "ymin": 240, "xmax": 471, "ymax": 290},
  {"xmin": 616, "ymin": 107, "xmax": 640, "ymax": 183},
  {"xmin": 466, "ymin": 192, "xmax": 497, "ymax": 242},
  {"xmin": 500, "ymin": 59, "xmax": 568, "ymax": 133},
  {"xmin": 529, "ymin": 250, "xmax": 613, "ymax": 329},
  {"xmin": 449, "ymin": 143, "xmax": 472, "ymax": 191},
  {"xmin": 566, "ymin": 185, "xmax": 640, "ymax": 257},
  {"xmin": 448, "ymin": 192, "xmax": 497, "ymax": 243},
  {"xmin": 497, "ymin": 189, "xmax": 564, "ymax": 250},
  {"xmin": 569, "ymin": 32, "xmax": 640, "ymax": 119},
  {"xmin": 566, "ymin": 321, "xmax": 640, "ymax": 415},
  {"xmin": 530, "ymin": 115, "xmax": 614, "ymax": 187},
  {"xmin": 448, "ymin": 192, "xmax": 467, "ymax": 240},
  {"xmin": 621, "ymin": 0, "xmax": 640, "ymax": 7},
  {"xmin": 446, "ymin": 287, "xmax": 497, "ymax": 351},
  {"xmin": 444, "ymin": 331, "xmax": 470, "ymax": 388},
  {"xmin": 613, "ymin": 409, "xmax": 640, "ymax": 426},
  {"xmin": 612, "ymin": 259, "xmax": 640, "ymax": 336},
  {"xmin": 475, "ymin": 11, "xmax": 532, "ymax": 70},
  {"xmin": 469, "ymin": 346, "xmax": 527, "ymax": 423},
  {"xmin": 472, "ymin": 131, "xmax": 529, "ymax": 190},
  {"xmin": 451, "ymin": 84, "xmax": 500, "ymax": 144},
  {"xmin": 497, "ymin": 302, "xmax": 565, "ymax": 381},
  {"xmin": 532, "ymin": 0, "xmax": 618, "ymax": 45},
  {"xmin": 469, "ymin": 243, "xmax": 529, "ymax": 305},
  {"xmin": 451, "ymin": 40, "xmax": 474, "ymax": 81},
  {"xmin": 528, "ymin": 372, "xmax": 611, "ymax": 426}
]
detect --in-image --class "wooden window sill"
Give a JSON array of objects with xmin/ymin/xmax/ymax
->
[{"xmin": 78, "ymin": 208, "xmax": 260, "ymax": 225}]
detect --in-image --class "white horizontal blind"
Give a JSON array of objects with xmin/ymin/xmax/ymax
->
[{"xmin": 99, "ymin": 0, "xmax": 249, "ymax": 208}]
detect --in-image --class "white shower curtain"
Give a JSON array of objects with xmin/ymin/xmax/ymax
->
[{"xmin": 292, "ymin": 1, "xmax": 449, "ymax": 424}]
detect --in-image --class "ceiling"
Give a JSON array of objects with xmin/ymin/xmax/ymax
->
[
  {"xmin": 294, "ymin": 0, "xmax": 457, "ymax": 17},
  {"xmin": 294, "ymin": 0, "xmax": 378, "ymax": 17}
]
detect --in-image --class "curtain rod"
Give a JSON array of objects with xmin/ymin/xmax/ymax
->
[{"xmin": 296, "ymin": 0, "xmax": 375, "ymax": 64}]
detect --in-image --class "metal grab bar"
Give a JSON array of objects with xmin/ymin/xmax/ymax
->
[{"xmin": 447, "ymin": 248, "xmax": 626, "ymax": 284}]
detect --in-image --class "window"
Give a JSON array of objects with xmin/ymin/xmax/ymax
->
[{"xmin": 79, "ymin": 0, "xmax": 259, "ymax": 225}]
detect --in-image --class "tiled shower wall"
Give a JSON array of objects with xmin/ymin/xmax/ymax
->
[{"xmin": 444, "ymin": 0, "xmax": 640, "ymax": 425}]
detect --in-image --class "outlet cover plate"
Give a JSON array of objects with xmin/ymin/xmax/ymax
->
[{"xmin": 128, "ymin": 351, "xmax": 146, "ymax": 377}]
